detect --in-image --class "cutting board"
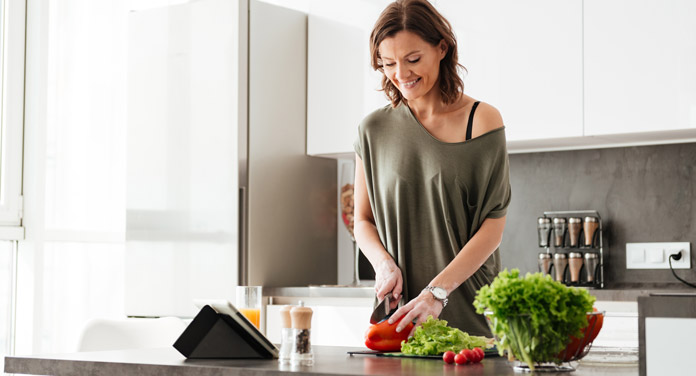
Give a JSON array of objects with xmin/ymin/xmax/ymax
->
[{"xmin": 348, "ymin": 347, "xmax": 499, "ymax": 359}]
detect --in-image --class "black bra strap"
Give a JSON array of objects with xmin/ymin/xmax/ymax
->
[{"xmin": 466, "ymin": 101, "xmax": 481, "ymax": 141}]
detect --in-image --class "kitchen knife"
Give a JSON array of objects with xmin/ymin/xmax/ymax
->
[{"xmin": 369, "ymin": 295, "xmax": 391, "ymax": 324}]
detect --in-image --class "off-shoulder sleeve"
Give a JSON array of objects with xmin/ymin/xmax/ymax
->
[
  {"xmin": 480, "ymin": 130, "xmax": 512, "ymax": 220},
  {"xmin": 353, "ymin": 134, "xmax": 362, "ymax": 159}
]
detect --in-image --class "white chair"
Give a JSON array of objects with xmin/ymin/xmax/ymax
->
[{"xmin": 76, "ymin": 317, "xmax": 188, "ymax": 352}]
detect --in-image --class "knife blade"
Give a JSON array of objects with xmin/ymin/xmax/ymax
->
[{"xmin": 369, "ymin": 295, "xmax": 391, "ymax": 324}]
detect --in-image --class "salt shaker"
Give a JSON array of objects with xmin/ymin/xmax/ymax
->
[
  {"xmin": 278, "ymin": 305, "xmax": 294, "ymax": 364},
  {"xmin": 290, "ymin": 301, "xmax": 313, "ymax": 366}
]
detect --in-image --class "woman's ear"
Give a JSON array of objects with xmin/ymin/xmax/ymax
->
[{"xmin": 438, "ymin": 39, "xmax": 448, "ymax": 60}]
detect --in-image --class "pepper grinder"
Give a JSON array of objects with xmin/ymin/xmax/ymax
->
[
  {"xmin": 568, "ymin": 217, "xmax": 582, "ymax": 247},
  {"xmin": 538, "ymin": 217, "xmax": 552, "ymax": 247},
  {"xmin": 552, "ymin": 217, "xmax": 567, "ymax": 248},
  {"xmin": 553, "ymin": 253, "xmax": 568, "ymax": 283},
  {"xmin": 278, "ymin": 305, "xmax": 294, "ymax": 364},
  {"xmin": 583, "ymin": 216, "xmax": 599, "ymax": 248},
  {"xmin": 290, "ymin": 301, "xmax": 313, "ymax": 366}
]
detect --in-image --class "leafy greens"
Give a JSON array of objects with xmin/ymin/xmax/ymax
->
[
  {"xmin": 473, "ymin": 269, "xmax": 595, "ymax": 367},
  {"xmin": 400, "ymin": 316, "xmax": 491, "ymax": 355}
]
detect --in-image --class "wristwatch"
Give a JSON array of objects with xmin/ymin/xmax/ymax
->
[{"xmin": 423, "ymin": 286, "xmax": 448, "ymax": 308}]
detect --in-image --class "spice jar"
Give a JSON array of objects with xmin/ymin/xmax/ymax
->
[
  {"xmin": 584, "ymin": 252, "xmax": 599, "ymax": 283},
  {"xmin": 568, "ymin": 252, "xmax": 583, "ymax": 283},
  {"xmin": 290, "ymin": 301, "xmax": 313, "ymax": 366},
  {"xmin": 538, "ymin": 253, "xmax": 552, "ymax": 276},
  {"xmin": 583, "ymin": 216, "xmax": 599, "ymax": 248},
  {"xmin": 278, "ymin": 305, "xmax": 294, "ymax": 364},
  {"xmin": 568, "ymin": 217, "xmax": 582, "ymax": 247},
  {"xmin": 552, "ymin": 217, "xmax": 567, "ymax": 248},
  {"xmin": 553, "ymin": 253, "xmax": 568, "ymax": 283},
  {"xmin": 537, "ymin": 217, "xmax": 552, "ymax": 247}
]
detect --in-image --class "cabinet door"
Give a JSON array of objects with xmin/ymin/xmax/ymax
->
[
  {"xmin": 439, "ymin": 0, "xmax": 583, "ymax": 141},
  {"xmin": 307, "ymin": 15, "xmax": 388, "ymax": 157},
  {"xmin": 307, "ymin": 16, "xmax": 364, "ymax": 156},
  {"xmin": 584, "ymin": 0, "xmax": 696, "ymax": 135}
]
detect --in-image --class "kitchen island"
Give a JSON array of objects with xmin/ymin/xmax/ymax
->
[{"xmin": 5, "ymin": 346, "xmax": 637, "ymax": 376}]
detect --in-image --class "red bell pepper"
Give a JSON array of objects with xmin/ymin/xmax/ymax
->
[{"xmin": 364, "ymin": 317, "xmax": 414, "ymax": 352}]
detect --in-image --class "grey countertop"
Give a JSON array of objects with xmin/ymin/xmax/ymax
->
[
  {"xmin": 4, "ymin": 346, "xmax": 638, "ymax": 376},
  {"xmin": 264, "ymin": 285, "xmax": 694, "ymax": 303}
]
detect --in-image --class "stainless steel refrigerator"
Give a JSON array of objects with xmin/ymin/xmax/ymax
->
[{"xmin": 125, "ymin": 0, "xmax": 336, "ymax": 318}]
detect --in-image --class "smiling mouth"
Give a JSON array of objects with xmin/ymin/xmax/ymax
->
[{"xmin": 401, "ymin": 77, "xmax": 421, "ymax": 89}]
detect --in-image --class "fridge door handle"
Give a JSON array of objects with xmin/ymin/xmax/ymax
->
[{"xmin": 238, "ymin": 186, "xmax": 248, "ymax": 285}]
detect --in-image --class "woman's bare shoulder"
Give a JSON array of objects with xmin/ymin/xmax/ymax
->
[{"xmin": 471, "ymin": 101, "xmax": 504, "ymax": 138}]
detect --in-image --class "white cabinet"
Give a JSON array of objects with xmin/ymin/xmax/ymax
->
[
  {"xmin": 584, "ymin": 0, "xmax": 696, "ymax": 136},
  {"xmin": 306, "ymin": 11, "xmax": 388, "ymax": 158},
  {"xmin": 305, "ymin": 0, "xmax": 696, "ymax": 154},
  {"xmin": 434, "ymin": 0, "xmax": 585, "ymax": 141},
  {"xmin": 266, "ymin": 298, "xmax": 373, "ymax": 347},
  {"xmin": 307, "ymin": 0, "xmax": 584, "ymax": 152},
  {"xmin": 306, "ymin": 16, "xmax": 368, "ymax": 157}
]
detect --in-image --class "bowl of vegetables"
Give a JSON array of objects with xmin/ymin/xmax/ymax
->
[{"xmin": 474, "ymin": 269, "xmax": 603, "ymax": 372}]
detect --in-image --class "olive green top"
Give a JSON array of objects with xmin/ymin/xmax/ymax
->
[{"xmin": 354, "ymin": 103, "xmax": 511, "ymax": 336}]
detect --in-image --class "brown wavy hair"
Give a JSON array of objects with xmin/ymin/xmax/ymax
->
[{"xmin": 370, "ymin": 0, "xmax": 465, "ymax": 107}]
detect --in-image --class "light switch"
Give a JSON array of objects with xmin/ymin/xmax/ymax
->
[
  {"xmin": 647, "ymin": 248, "xmax": 664, "ymax": 263},
  {"xmin": 631, "ymin": 248, "xmax": 645, "ymax": 263}
]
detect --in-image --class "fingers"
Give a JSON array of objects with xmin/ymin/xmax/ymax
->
[
  {"xmin": 391, "ymin": 275, "xmax": 403, "ymax": 300},
  {"xmin": 375, "ymin": 286, "xmax": 387, "ymax": 301},
  {"xmin": 377, "ymin": 279, "xmax": 396, "ymax": 302},
  {"xmin": 376, "ymin": 268, "xmax": 402, "ymax": 302},
  {"xmin": 387, "ymin": 301, "xmax": 411, "ymax": 325},
  {"xmin": 389, "ymin": 295, "xmax": 401, "ymax": 310},
  {"xmin": 407, "ymin": 319, "xmax": 421, "ymax": 338},
  {"xmin": 391, "ymin": 295, "xmax": 443, "ymax": 333},
  {"xmin": 396, "ymin": 306, "xmax": 420, "ymax": 333}
]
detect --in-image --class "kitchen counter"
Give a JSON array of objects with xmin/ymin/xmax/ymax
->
[
  {"xmin": 264, "ymin": 286, "xmax": 374, "ymax": 299},
  {"xmin": 5, "ymin": 346, "xmax": 638, "ymax": 376},
  {"xmin": 266, "ymin": 285, "xmax": 696, "ymax": 303},
  {"xmin": 590, "ymin": 287, "xmax": 696, "ymax": 302}
]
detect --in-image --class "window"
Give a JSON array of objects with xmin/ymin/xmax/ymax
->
[
  {"xmin": 0, "ymin": 0, "xmax": 26, "ymax": 367},
  {"xmin": 0, "ymin": 0, "xmax": 25, "ymax": 227}
]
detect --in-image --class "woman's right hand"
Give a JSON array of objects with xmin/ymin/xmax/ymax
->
[{"xmin": 374, "ymin": 259, "xmax": 403, "ymax": 310}]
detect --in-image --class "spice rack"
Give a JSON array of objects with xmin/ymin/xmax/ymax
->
[{"xmin": 539, "ymin": 210, "xmax": 604, "ymax": 289}]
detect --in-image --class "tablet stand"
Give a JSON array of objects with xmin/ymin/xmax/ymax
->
[{"xmin": 173, "ymin": 305, "xmax": 270, "ymax": 359}]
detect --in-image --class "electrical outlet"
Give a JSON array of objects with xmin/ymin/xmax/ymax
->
[{"xmin": 626, "ymin": 242, "xmax": 691, "ymax": 269}]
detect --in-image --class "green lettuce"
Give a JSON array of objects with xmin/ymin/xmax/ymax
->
[
  {"xmin": 473, "ymin": 269, "xmax": 595, "ymax": 367},
  {"xmin": 400, "ymin": 316, "xmax": 490, "ymax": 355}
]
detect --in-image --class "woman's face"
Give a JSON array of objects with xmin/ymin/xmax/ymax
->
[{"xmin": 378, "ymin": 30, "xmax": 447, "ymax": 103}]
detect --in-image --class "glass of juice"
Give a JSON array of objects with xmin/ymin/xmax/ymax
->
[{"xmin": 236, "ymin": 286, "xmax": 262, "ymax": 329}]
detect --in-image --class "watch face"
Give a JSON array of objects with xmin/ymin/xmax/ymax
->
[{"xmin": 432, "ymin": 287, "xmax": 447, "ymax": 300}]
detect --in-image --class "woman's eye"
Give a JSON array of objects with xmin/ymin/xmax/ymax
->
[
  {"xmin": 408, "ymin": 58, "xmax": 420, "ymax": 64},
  {"xmin": 384, "ymin": 62, "xmax": 395, "ymax": 67}
]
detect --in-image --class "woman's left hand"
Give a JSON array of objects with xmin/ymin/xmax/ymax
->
[{"xmin": 387, "ymin": 290, "xmax": 444, "ymax": 338}]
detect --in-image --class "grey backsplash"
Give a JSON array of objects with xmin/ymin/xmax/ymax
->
[{"xmin": 500, "ymin": 142, "xmax": 696, "ymax": 288}]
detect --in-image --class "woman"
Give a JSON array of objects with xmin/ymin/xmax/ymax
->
[{"xmin": 353, "ymin": 0, "xmax": 511, "ymax": 338}]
